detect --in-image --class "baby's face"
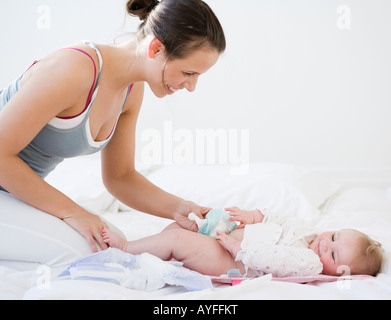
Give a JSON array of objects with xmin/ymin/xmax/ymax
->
[{"xmin": 308, "ymin": 229, "xmax": 363, "ymax": 276}]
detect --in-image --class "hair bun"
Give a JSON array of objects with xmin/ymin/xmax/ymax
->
[
  {"xmin": 126, "ymin": 0, "xmax": 157, "ymax": 21},
  {"xmin": 125, "ymin": 0, "xmax": 226, "ymax": 59}
]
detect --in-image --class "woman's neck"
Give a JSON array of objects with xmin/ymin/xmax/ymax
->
[{"xmin": 100, "ymin": 37, "xmax": 148, "ymax": 90}]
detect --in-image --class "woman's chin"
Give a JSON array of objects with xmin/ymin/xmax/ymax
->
[{"xmin": 148, "ymin": 84, "xmax": 168, "ymax": 98}]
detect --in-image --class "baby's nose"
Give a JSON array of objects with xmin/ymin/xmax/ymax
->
[
  {"xmin": 320, "ymin": 240, "xmax": 330, "ymax": 255},
  {"xmin": 323, "ymin": 240, "xmax": 332, "ymax": 253}
]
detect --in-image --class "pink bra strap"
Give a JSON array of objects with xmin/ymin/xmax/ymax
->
[
  {"xmin": 24, "ymin": 47, "xmax": 98, "ymax": 118},
  {"xmin": 25, "ymin": 60, "xmax": 39, "ymax": 73},
  {"xmin": 62, "ymin": 47, "xmax": 98, "ymax": 110}
]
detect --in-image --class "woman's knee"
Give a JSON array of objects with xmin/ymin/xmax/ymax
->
[{"xmin": 0, "ymin": 191, "xmax": 93, "ymax": 268}]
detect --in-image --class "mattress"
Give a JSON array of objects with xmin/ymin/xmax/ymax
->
[{"xmin": 1, "ymin": 154, "xmax": 391, "ymax": 300}]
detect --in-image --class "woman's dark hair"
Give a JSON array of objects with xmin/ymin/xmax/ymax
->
[{"xmin": 126, "ymin": 0, "xmax": 226, "ymax": 59}]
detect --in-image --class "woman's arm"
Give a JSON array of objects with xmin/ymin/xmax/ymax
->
[
  {"xmin": 101, "ymin": 82, "xmax": 209, "ymax": 222},
  {"xmin": 0, "ymin": 51, "xmax": 108, "ymax": 252}
]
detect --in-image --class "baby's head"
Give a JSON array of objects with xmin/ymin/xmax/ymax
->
[{"xmin": 308, "ymin": 229, "xmax": 383, "ymax": 276}]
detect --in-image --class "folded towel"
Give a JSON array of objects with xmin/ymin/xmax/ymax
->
[{"xmin": 59, "ymin": 248, "xmax": 213, "ymax": 292}]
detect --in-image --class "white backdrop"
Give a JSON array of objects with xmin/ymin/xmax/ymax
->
[{"xmin": 1, "ymin": 0, "xmax": 390, "ymax": 170}]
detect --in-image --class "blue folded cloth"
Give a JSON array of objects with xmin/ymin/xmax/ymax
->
[
  {"xmin": 58, "ymin": 248, "xmax": 213, "ymax": 292},
  {"xmin": 189, "ymin": 209, "xmax": 237, "ymax": 238}
]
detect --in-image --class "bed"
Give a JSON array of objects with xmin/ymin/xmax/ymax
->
[{"xmin": 1, "ymin": 154, "xmax": 391, "ymax": 300}]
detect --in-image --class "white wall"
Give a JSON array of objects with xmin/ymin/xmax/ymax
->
[{"xmin": 1, "ymin": 0, "xmax": 391, "ymax": 170}]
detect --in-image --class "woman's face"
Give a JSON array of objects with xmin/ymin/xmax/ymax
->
[{"xmin": 147, "ymin": 42, "xmax": 220, "ymax": 98}]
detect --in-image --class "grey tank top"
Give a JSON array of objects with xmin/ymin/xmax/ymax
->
[{"xmin": 0, "ymin": 42, "xmax": 132, "ymax": 191}]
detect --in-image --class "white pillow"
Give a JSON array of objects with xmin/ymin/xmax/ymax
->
[
  {"xmin": 45, "ymin": 154, "xmax": 105, "ymax": 199},
  {"xmin": 317, "ymin": 187, "xmax": 391, "ymax": 276},
  {"xmin": 147, "ymin": 163, "xmax": 340, "ymax": 221},
  {"xmin": 45, "ymin": 155, "xmax": 161, "ymax": 214},
  {"xmin": 46, "ymin": 157, "xmax": 339, "ymax": 220}
]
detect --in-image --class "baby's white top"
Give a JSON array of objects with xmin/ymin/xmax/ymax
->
[{"xmin": 236, "ymin": 210, "xmax": 323, "ymax": 278}]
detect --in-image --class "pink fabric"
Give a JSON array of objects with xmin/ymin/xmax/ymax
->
[
  {"xmin": 210, "ymin": 274, "xmax": 374, "ymax": 286},
  {"xmin": 58, "ymin": 48, "xmax": 97, "ymax": 119}
]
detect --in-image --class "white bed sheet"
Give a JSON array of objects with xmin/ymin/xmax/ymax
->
[{"xmin": 1, "ymin": 156, "xmax": 391, "ymax": 300}]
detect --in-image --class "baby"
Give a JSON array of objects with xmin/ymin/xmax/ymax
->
[{"xmin": 102, "ymin": 207, "xmax": 383, "ymax": 278}]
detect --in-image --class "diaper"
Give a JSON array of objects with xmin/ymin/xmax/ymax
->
[{"xmin": 188, "ymin": 209, "xmax": 237, "ymax": 238}]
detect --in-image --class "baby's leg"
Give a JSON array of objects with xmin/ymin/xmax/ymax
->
[
  {"xmin": 103, "ymin": 228, "xmax": 244, "ymax": 276},
  {"xmin": 161, "ymin": 229, "xmax": 245, "ymax": 276},
  {"xmin": 162, "ymin": 222, "xmax": 183, "ymax": 232}
]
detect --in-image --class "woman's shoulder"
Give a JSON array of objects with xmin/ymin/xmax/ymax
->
[{"xmin": 21, "ymin": 45, "xmax": 99, "ymax": 103}]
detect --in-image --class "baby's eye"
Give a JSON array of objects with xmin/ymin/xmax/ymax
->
[
  {"xmin": 332, "ymin": 251, "xmax": 335, "ymax": 261},
  {"xmin": 332, "ymin": 234, "xmax": 335, "ymax": 241}
]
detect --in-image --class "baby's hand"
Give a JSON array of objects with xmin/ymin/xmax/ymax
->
[
  {"xmin": 216, "ymin": 231, "xmax": 242, "ymax": 259},
  {"xmin": 225, "ymin": 207, "xmax": 264, "ymax": 228}
]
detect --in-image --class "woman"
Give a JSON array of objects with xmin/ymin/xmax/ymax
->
[{"xmin": 0, "ymin": 0, "xmax": 225, "ymax": 267}]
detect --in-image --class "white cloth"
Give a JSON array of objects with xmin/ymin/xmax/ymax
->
[{"xmin": 236, "ymin": 210, "xmax": 324, "ymax": 278}]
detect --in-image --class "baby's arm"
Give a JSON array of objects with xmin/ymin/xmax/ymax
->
[{"xmin": 226, "ymin": 207, "xmax": 264, "ymax": 229}]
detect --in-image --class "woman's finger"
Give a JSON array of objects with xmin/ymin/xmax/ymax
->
[
  {"xmin": 200, "ymin": 206, "xmax": 212, "ymax": 217},
  {"xmin": 175, "ymin": 213, "xmax": 198, "ymax": 232},
  {"xmin": 85, "ymin": 234, "xmax": 99, "ymax": 253},
  {"xmin": 94, "ymin": 230, "xmax": 108, "ymax": 250}
]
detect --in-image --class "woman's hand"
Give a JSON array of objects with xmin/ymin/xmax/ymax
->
[
  {"xmin": 174, "ymin": 200, "xmax": 211, "ymax": 232},
  {"xmin": 226, "ymin": 207, "xmax": 264, "ymax": 229},
  {"xmin": 62, "ymin": 211, "xmax": 109, "ymax": 253}
]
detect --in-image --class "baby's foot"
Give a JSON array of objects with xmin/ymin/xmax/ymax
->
[{"xmin": 102, "ymin": 227, "xmax": 127, "ymax": 251}]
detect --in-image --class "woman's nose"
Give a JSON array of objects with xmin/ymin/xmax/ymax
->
[{"xmin": 184, "ymin": 77, "xmax": 198, "ymax": 92}]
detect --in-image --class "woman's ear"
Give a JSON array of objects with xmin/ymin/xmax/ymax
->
[{"xmin": 148, "ymin": 37, "xmax": 165, "ymax": 59}]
